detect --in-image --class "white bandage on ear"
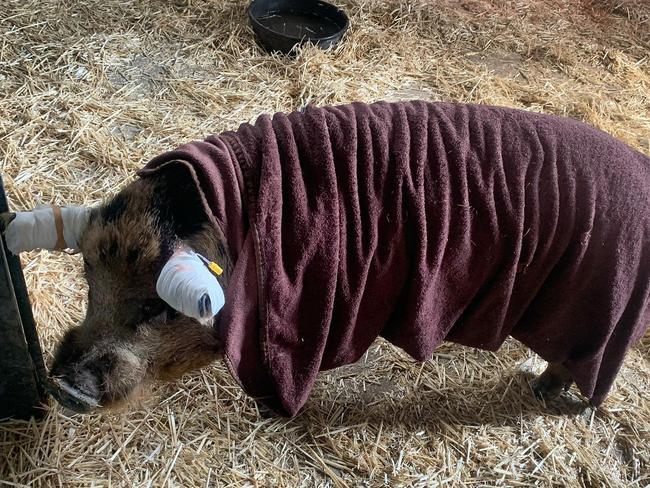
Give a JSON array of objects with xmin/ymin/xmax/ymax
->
[
  {"xmin": 4, "ymin": 205, "xmax": 91, "ymax": 254},
  {"xmin": 156, "ymin": 248, "xmax": 225, "ymax": 323}
]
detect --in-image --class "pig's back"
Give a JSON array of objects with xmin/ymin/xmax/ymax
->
[{"xmin": 223, "ymin": 100, "xmax": 650, "ymax": 415}]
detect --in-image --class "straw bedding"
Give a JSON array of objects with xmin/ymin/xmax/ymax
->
[{"xmin": 1, "ymin": 0, "xmax": 648, "ymax": 486}]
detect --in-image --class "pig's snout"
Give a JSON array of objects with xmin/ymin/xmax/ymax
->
[
  {"xmin": 50, "ymin": 351, "xmax": 113, "ymax": 413},
  {"xmin": 50, "ymin": 340, "xmax": 147, "ymax": 413},
  {"xmin": 51, "ymin": 375, "xmax": 101, "ymax": 414}
]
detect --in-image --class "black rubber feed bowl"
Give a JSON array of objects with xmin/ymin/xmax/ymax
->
[{"xmin": 248, "ymin": 0, "xmax": 349, "ymax": 55}]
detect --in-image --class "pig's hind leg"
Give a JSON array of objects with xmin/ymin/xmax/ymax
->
[{"xmin": 532, "ymin": 362, "xmax": 573, "ymax": 400}]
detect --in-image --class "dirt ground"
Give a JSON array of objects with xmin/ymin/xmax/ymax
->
[{"xmin": 0, "ymin": 0, "xmax": 649, "ymax": 486}]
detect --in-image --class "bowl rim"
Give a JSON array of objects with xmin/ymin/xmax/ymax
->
[{"xmin": 247, "ymin": 0, "xmax": 350, "ymax": 43}]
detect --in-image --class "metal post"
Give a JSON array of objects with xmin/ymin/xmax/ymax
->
[{"xmin": 0, "ymin": 175, "xmax": 48, "ymax": 420}]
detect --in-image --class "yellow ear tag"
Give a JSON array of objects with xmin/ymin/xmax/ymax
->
[
  {"xmin": 208, "ymin": 261, "xmax": 223, "ymax": 276},
  {"xmin": 195, "ymin": 252, "xmax": 223, "ymax": 277}
]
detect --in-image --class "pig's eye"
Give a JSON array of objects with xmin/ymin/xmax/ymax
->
[{"xmin": 139, "ymin": 299, "xmax": 167, "ymax": 323}]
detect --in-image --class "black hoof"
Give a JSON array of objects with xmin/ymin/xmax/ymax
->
[{"xmin": 531, "ymin": 374, "xmax": 569, "ymax": 401}]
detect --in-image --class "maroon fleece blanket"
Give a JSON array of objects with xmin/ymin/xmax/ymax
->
[{"xmin": 140, "ymin": 101, "xmax": 650, "ymax": 417}]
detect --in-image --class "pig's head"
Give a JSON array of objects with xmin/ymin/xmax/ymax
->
[{"xmin": 49, "ymin": 166, "xmax": 229, "ymax": 413}]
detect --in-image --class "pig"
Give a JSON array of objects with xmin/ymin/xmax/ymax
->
[
  {"xmin": 2, "ymin": 101, "xmax": 649, "ymax": 416},
  {"xmin": 4, "ymin": 177, "xmax": 570, "ymax": 412}
]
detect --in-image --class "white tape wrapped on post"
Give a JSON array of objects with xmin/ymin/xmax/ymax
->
[{"xmin": 5, "ymin": 206, "xmax": 91, "ymax": 254}]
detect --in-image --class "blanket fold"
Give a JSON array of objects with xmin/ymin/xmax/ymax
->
[{"xmin": 140, "ymin": 101, "xmax": 650, "ymax": 417}]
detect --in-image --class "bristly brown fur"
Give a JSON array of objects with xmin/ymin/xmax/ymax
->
[{"xmin": 82, "ymin": 180, "xmax": 163, "ymax": 279}]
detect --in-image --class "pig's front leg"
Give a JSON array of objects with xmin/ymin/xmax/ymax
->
[{"xmin": 532, "ymin": 362, "xmax": 574, "ymax": 400}]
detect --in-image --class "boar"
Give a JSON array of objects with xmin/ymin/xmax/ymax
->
[{"xmin": 3, "ymin": 101, "xmax": 649, "ymax": 416}]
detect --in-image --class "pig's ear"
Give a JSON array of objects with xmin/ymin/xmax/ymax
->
[
  {"xmin": 156, "ymin": 248, "xmax": 225, "ymax": 323},
  {"xmin": 149, "ymin": 164, "xmax": 209, "ymax": 241},
  {"xmin": 0, "ymin": 212, "xmax": 16, "ymax": 234}
]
